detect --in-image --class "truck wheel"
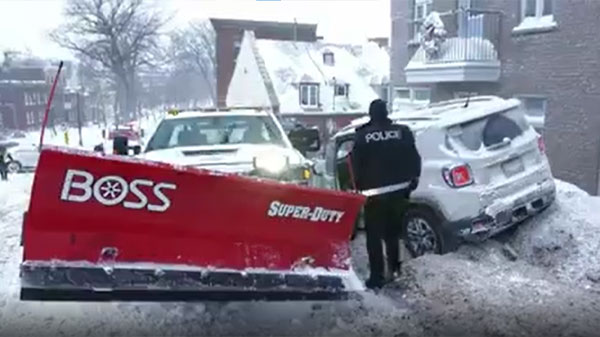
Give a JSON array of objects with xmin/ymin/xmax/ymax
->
[{"xmin": 401, "ymin": 208, "xmax": 446, "ymax": 258}]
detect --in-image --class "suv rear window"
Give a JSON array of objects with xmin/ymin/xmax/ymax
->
[{"xmin": 453, "ymin": 107, "xmax": 529, "ymax": 151}]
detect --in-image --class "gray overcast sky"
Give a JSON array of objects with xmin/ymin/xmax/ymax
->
[{"xmin": 0, "ymin": 0, "xmax": 390, "ymax": 60}]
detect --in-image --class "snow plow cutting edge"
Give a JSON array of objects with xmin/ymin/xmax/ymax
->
[{"xmin": 20, "ymin": 147, "xmax": 366, "ymax": 301}]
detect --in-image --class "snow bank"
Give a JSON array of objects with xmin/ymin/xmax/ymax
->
[
  {"xmin": 510, "ymin": 180, "xmax": 600, "ymax": 289},
  {"xmin": 393, "ymin": 179, "xmax": 600, "ymax": 335}
]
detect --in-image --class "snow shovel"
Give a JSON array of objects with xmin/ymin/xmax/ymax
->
[{"xmin": 20, "ymin": 147, "xmax": 366, "ymax": 302}]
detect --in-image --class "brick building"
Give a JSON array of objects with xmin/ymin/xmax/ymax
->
[
  {"xmin": 391, "ymin": 0, "xmax": 600, "ymax": 195},
  {"xmin": 210, "ymin": 18, "xmax": 318, "ymax": 107},
  {"xmin": 0, "ymin": 67, "xmax": 52, "ymax": 130},
  {"xmin": 0, "ymin": 56, "xmax": 73, "ymax": 131}
]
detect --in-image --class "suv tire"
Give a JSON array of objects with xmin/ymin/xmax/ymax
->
[
  {"xmin": 402, "ymin": 207, "xmax": 446, "ymax": 258},
  {"xmin": 7, "ymin": 161, "xmax": 21, "ymax": 173}
]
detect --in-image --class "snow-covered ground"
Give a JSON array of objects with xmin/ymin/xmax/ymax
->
[
  {"xmin": 389, "ymin": 180, "xmax": 600, "ymax": 336},
  {"xmin": 5, "ymin": 113, "xmax": 162, "ymax": 152},
  {"xmin": 1, "ymin": 174, "xmax": 600, "ymax": 336}
]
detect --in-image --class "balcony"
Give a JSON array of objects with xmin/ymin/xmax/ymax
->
[{"xmin": 405, "ymin": 9, "xmax": 501, "ymax": 84}]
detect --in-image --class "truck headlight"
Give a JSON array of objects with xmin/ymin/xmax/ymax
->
[{"xmin": 253, "ymin": 153, "xmax": 289, "ymax": 174}]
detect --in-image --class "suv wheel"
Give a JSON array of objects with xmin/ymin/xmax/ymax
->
[
  {"xmin": 7, "ymin": 161, "xmax": 21, "ymax": 173},
  {"xmin": 402, "ymin": 208, "xmax": 444, "ymax": 257}
]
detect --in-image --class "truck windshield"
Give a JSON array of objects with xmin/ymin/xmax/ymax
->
[{"xmin": 145, "ymin": 115, "xmax": 287, "ymax": 152}]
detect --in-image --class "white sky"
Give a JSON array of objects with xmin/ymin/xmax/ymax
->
[{"xmin": 0, "ymin": 0, "xmax": 390, "ymax": 60}]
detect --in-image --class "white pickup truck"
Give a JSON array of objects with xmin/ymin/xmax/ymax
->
[{"xmin": 115, "ymin": 108, "xmax": 321, "ymax": 186}]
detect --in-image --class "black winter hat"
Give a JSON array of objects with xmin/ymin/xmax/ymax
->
[{"xmin": 368, "ymin": 99, "xmax": 388, "ymax": 121}]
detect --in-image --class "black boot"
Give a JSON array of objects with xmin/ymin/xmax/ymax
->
[{"xmin": 365, "ymin": 277, "xmax": 384, "ymax": 289}]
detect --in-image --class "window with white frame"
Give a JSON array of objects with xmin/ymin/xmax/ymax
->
[
  {"xmin": 413, "ymin": 88, "xmax": 431, "ymax": 102},
  {"xmin": 381, "ymin": 85, "xmax": 390, "ymax": 101},
  {"xmin": 454, "ymin": 91, "xmax": 478, "ymax": 99},
  {"xmin": 299, "ymin": 83, "xmax": 319, "ymax": 108},
  {"xmin": 516, "ymin": 0, "xmax": 555, "ymax": 31},
  {"xmin": 323, "ymin": 52, "xmax": 335, "ymax": 66},
  {"xmin": 413, "ymin": 0, "xmax": 433, "ymax": 41},
  {"xmin": 25, "ymin": 111, "xmax": 34, "ymax": 125},
  {"xmin": 393, "ymin": 87, "xmax": 431, "ymax": 107},
  {"xmin": 335, "ymin": 84, "xmax": 348, "ymax": 97}
]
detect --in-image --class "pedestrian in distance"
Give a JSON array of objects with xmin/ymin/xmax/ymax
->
[
  {"xmin": 349, "ymin": 99, "xmax": 422, "ymax": 290},
  {"xmin": 0, "ymin": 146, "xmax": 14, "ymax": 181}
]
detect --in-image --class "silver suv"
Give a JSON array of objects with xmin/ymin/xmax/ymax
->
[{"xmin": 324, "ymin": 96, "xmax": 556, "ymax": 257}]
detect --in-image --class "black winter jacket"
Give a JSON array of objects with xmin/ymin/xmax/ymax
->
[{"xmin": 350, "ymin": 118, "xmax": 422, "ymax": 195}]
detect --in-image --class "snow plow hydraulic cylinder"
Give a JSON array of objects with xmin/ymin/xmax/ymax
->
[{"xmin": 20, "ymin": 147, "xmax": 366, "ymax": 301}]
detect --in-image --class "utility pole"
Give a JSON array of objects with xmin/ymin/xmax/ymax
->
[
  {"xmin": 332, "ymin": 77, "xmax": 336, "ymax": 111},
  {"xmin": 293, "ymin": 18, "xmax": 297, "ymax": 42},
  {"xmin": 77, "ymin": 91, "xmax": 83, "ymax": 146}
]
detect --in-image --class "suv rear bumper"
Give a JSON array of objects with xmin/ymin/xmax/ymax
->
[{"xmin": 447, "ymin": 178, "xmax": 556, "ymax": 242}]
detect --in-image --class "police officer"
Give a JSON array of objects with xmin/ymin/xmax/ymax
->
[{"xmin": 350, "ymin": 99, "xmax": 422, "ymax": 289}]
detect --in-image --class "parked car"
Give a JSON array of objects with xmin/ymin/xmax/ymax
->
[
  {"xmin": 6, "ymin": 143, "xmax": 40, "ymax": 173},
  {"xmin": 324, "ymin": 96, "xmax": 556, "ymax": 257}
]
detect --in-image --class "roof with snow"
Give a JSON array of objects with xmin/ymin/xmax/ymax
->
[{"xmin": 244, "ymin": 31, "xmax": 389, "ymax": 113}]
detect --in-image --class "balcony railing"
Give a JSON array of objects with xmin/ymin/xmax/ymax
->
[{"xmin": 409, "ymin": 9, "xmax": 501, "ymax": 64}]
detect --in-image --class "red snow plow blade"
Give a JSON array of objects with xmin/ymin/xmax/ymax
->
[{"xmin": 20, "ymin": 147, "xmax": 365, "ymax": 301}]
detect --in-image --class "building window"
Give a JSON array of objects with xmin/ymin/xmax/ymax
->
[
  {"xmin": 515, "ymin": 0, "xmax": 556, "ymax": 32},
  {"xmin": 413, "ymin": 0, "xmax": 433, "ymax": 41},
  {"xmin": 323, "ymin": 52, "xmax": 335, "ymax": 66},
  {"xmin": 335, "ymin": 84, "xmax": 348, "ymax": 97},
  {"xmin": 413, "ymin": 88, "xmax": 431, "ymax": 102},
  {"xmin": 518, "ymin": 96, "xmax": 546, "ymax": 131},
  {"xmin": 392, "ymin": 87, "xmax": 430, "ymax": 109},
  {"xmin": 454, "ymin": 91, "xmax": 478, "ymax": 99},
  {"xmin": 26, "ymin": 111, "xmax": 34, "ymax": 125},
  {"xmin": 24, "ymin": 93, "xmax": 31, "ymax": 106},
  {"xmin": 381, "ymin": 85, "xmax": 390, "ymax": 101},
  {"xmin": 395, "ymin": 88, "xmax": 411, "ymax": 100},
  {"xmin": 524, "ymin": 0, "xmax": 553, "ymax": 18},
  {"xmin": 299, "ymin": 83, "xmax": 319, "ymax": 108}
]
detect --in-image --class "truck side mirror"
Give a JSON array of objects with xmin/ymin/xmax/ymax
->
[
  {"xmin": 113, "ymin": 136, "xmax": 129, "ymax": 155},
  {"xmin": 132, "ymin": 145, "xmax": 141, "ymax": 155},
  {"xmin": 288, "ymin": 127, "xmax": 321, "ymax": 153}
]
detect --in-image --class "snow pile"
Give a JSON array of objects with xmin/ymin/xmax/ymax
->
[
  {"xmin": 393, "ymin": 179, "xmax": 600, "ymax": 336},
  {"xmin": 510, "ymin": 180, "xmax": 600, "ymax": 289}
]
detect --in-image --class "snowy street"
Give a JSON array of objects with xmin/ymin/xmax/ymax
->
[{"xmin": 1, "ymin": 172, "xmax": 600, "ymax": 336}]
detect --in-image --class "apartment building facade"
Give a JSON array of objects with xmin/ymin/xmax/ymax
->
[{"xmin": 391, "ymin": 0, "xmax": 600, "ymax": 195}]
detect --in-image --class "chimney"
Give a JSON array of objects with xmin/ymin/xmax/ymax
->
[{"xmin": 368, "ymin": 37, "xmax": 389, "ymax": 49}]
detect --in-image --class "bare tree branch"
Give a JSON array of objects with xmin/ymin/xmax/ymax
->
[
  {"xmin": 50, "ymin": 0, "xmax": 169, "ymax": 120},
  {"xmin": 168, "ymin": 20, "xmax": 216, "ymax": 104}
]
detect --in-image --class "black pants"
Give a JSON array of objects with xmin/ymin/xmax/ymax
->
[
  {"xmin": 0, "ymin": 165, "xmax": 7, "ymax": 180},
  {"xmin": 364, "ymin": 191, "xmax": 409, "ymax": 282}
]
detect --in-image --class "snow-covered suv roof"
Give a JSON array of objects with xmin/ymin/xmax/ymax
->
[{"xmin": 335, "ymin": 96, "xmax": 521, "ymax": 138}]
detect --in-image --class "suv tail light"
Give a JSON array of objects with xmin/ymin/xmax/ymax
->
[
  {"xmin": 442, "ymin": 164, "xmax": 474, "ymax": 188},
  {"xmin": 537, "ymin": 136, "xmax": 546, "ymax": 154}
]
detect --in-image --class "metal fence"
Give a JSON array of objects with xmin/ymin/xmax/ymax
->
[{"xmin": 410, "ymin": 8, "xmax": 502, "ymax": 63}]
